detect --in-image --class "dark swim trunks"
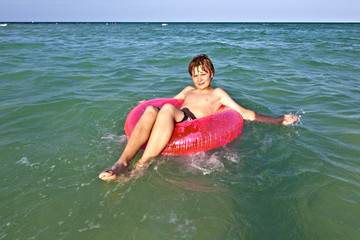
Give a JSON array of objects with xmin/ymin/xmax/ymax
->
[
  {"xmin": 154, "ymin": 106, "xmax": 197, "ymax": 123},
  {"xmin": 178, "ymin": 108, "xmax": 197, "ymax": 123}
]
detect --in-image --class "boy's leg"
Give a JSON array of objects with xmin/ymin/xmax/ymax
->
[
  {"xmin": 99, "ymin": 106, "xmax": 160, "ymax": 181},
  {"xmin": 133, "ymin": 103, "xmax": 185, "ymax": 169}
]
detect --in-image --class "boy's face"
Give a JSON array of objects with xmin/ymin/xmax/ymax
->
[{"xmin": 191, "ymin": 66, "xmax": 214, "ymax": 90}]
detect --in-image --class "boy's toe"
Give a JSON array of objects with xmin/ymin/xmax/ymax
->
[{"xmin": 99, "ymin": 170, "xmax": 117, "ymax": 181}]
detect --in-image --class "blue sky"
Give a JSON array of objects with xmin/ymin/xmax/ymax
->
[{"xmin": 1, "ymin": 0, "xmax": 359, "ymax": 22}]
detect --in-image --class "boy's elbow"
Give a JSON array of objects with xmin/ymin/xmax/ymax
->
[{"xmin": 242, "ymin": 111, "xmax": 256, "ymax": 121}]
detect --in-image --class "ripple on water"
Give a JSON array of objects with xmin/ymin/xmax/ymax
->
[{"xmin": 1, "ymin": 23, "xmax": 360, "ymax": 240}]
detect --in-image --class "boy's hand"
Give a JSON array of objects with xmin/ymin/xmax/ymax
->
[{"xmin": 280, "ymin": 114, "xmax": 298, "ymax": 126}]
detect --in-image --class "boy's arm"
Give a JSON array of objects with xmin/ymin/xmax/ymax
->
[
  {"xmin": 173, "ymin": 86, "xmax": 194, "ymax": 99},
  {"xmin": 217, "ymin": 88, "xmax": 298, "ymax": 126}
]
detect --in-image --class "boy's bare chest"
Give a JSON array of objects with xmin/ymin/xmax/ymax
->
[
  {"xmin": 182, "ymin": 90, "xmax": 221, "ymax": 117},
  {"xmin": 183, "ymin": 90, "xmax": 221, "ymax": 108}
]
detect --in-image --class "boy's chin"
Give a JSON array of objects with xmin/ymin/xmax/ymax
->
[{"xmin": 197, "ymin": 85, "xmax": 210, "ymax": 90}]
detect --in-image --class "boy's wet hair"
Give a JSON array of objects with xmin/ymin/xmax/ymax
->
[{"xmin": 188, "ymin": 54, "xmax": 215, "ymax": 76}]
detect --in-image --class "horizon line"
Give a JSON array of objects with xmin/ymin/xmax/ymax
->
[{"xmin": 1, "ymin": 21, "xmax": 360, "ymax": 24}]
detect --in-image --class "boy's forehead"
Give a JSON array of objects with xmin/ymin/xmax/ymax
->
[{"xmin": 193, "ymin": 65, "xmax": 209, "ymax": 73}]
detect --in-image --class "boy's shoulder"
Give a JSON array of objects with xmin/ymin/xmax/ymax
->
[
  {"xmin": 182, "ymin": 86, "xmax": 196, "ymax": 92},
  {"xmin": 212, "ymin": 88, "xmax": 232, "ymax": 100},
  {"xmin": 213, "ymin": 87, "xmax": 227, "ymax": 95},
  {"xmin": 174, "ymin": 86, "xmax": 195, "ymax": 99}
]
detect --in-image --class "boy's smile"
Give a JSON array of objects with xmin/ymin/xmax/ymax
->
[{"xmin": 192, "ymin": 66, "xmax": 214, "ymax": 90}]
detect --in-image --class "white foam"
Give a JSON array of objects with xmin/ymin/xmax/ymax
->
[
  {"xmin": 16, "ymin": 157, "xmax": 37, "ymax": 167},
  {"xmin": 223, "ymin": 152, "xmax": 241, "ymax": 163},
  {"xmin": 101, "ymin": 134, "xmax": 127, "ymax": 142},
  {"xmin": 184, "ymin": 152, "xmax": 225, "ymax": 175}
]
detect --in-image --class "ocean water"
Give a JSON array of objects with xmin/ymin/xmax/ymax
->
[{"xmin": 0, "ymin": 23, "xmax": 359, "ymax": 239}]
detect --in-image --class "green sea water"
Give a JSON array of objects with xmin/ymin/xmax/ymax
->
[{"xmin": 1, "ymin": 23, "xmax": 359, "ymax": 239}]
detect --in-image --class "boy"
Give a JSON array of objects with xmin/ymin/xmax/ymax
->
[{"xmin": 99, "ymin": 54, "xmax": 298, "ymax": 181}]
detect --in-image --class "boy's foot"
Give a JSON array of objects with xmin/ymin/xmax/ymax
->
[{"xmin": 99, "ymin": 162, "xmax": 128, "ymax": 181}]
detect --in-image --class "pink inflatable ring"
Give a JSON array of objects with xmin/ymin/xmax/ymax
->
[{"xmin": 124, "ymin": 98, "xmax": 243, "ymax": 155}]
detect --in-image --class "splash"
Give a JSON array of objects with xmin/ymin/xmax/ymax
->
[
  {"xmin": 101, "ymin": 134, "xmax": 127, "ymax": 143},
  {"xmin": 291, "ymin": 108, "xmax": 306, "ymax": 126},
  {"xmin": 182, "ymin": 152, "xmax": 225, "ymax": 175}
]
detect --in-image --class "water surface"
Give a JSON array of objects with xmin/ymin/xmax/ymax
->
[{"xmin": 1, "ymin": 23, "xmax": 359, "ymax": 239}]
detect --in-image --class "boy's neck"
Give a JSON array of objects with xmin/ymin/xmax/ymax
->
[{"xmin": 195, "ymin": 85, "xmax": 213, "ymax": 91}]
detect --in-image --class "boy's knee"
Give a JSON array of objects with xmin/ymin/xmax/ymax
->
[
  {"xmin": 144, "ymin": 106, "xmax": 159, "ymax": 117},
  {"xmin": 160, "ymin": 103, "xmax": 175, "ymax": 113}
]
